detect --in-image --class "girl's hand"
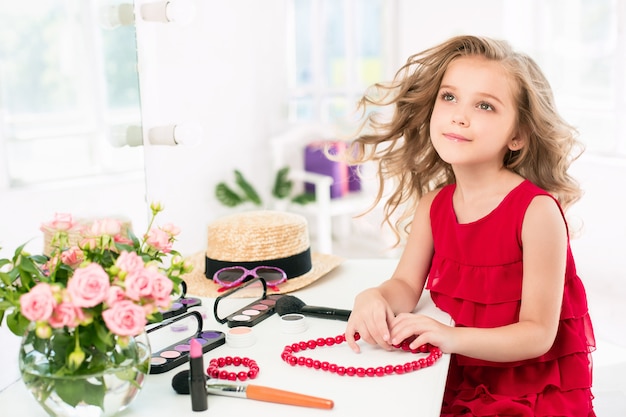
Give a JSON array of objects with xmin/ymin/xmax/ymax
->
[
  {"xmin": 389, "ymin": 313, "xmax": 455, "ymax": 353},
  {"xmin": 345, "ymin": 288, "xmax": 395, "ymax": 353}
]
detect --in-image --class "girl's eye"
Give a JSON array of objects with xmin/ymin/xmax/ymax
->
[
  {"xmin": 441, "ymin": 92, "xmax": 455, "ymax": 102},
  {"xmin": 478, "ymin": 102, "xmax": 494, "ymax": 111}
]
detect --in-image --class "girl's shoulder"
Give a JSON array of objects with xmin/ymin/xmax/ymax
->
[{"xmin": 427, "ymin": 183, "xmax": 455, "ymax": 208}]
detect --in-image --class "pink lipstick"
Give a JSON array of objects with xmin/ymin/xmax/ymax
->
[{"xmin": 189, "ymin": 338, "xmax": 208, "ymax": 411}]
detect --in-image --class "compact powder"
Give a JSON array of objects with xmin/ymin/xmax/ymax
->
[
  {"xmin": 229, "ymin": 327, "xmax": 251, "ymax": 335},
  {"xmin": 175, "ymin": 344, "xmax": 191, "ymax": 352},
  {"xmin": 161, "ymin": 350, "xmax": 181, "ymax": 359},
  {"xmin": 280, "ymin": 313, "xmax": 307, "ymax": 334},
  {"xmin": 201, "ymin": 331, "xmax": 222, "ymax": 339},
  {"xmin": 242, "ymin": 309, "xmax": 261, "ymax": 316},
  {"xmin": 226, "ymin": 326, "xmax": 256, "ymax": 348},
  {"xmin": 151, "ymin": 357, "xmax": 167, "ymax": 365}
]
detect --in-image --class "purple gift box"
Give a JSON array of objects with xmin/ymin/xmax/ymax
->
[{"xmin": 304, "ymin": 141, "xmax": 360, "ymax": 198}]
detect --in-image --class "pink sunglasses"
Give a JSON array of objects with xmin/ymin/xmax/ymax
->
[{"xmin": 212, "ymin": 266, "xmax": 287, "ymax": 292}]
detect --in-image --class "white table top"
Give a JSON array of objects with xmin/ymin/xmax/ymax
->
[{"xmin": 0, "ymin": 259, "xmax": 451, "ymax": 417}]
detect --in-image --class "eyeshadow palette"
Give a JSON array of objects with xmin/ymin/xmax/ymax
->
[
  {"xmin": 160, "ymin": 281, "xmax": 202, "ymax": 320},
  {"xmin": 149, "ymin": 329, "xmax": 225, "ymax": 374},
  {"xmin": 147, "ymin": 310, "xmax": 225, "ymax": 374},
  {"xmin": 222, "ymin": 294, "xmax": 284, "ymax": 328},
  {"xmin": 161, "ymin": 295, "xmax": 202, "ymax": 320}
]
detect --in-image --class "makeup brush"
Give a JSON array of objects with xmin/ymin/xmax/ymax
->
[
  {"xmin": 171, "ymin": 370, "xmax": 334, "ymax": 410},
  {"xmin": 274, "ymin": 295, "xmax": 351, "ymax": 321}
]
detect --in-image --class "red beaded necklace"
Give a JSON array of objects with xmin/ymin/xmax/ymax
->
[
  {"xmin": 280, "ymin": 333, "xmax": 443, "ymax": 377},
  {"xmin": 207, "ymin": 356, "xmax": 260, "ymax": 381}
]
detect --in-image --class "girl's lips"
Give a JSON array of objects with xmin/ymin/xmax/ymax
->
[{"xmin": 443, "ymin": 133, "xmax": 470, "ymax": 142}]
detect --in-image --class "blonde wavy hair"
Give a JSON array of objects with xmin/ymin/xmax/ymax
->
[{"xmin": 346, "ymin": 35, "xmax": 584, "ymax": 246}]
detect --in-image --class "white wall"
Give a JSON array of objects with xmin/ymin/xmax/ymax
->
[{"xmin": 135, "ymin": 0, "xmax": 289, "ymax": 257}]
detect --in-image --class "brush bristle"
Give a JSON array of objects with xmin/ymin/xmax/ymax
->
[
  {"xmin": 274, "ymin": 295, "xmax": 306, "ymax": 316},
  {"xmin": 172, "ymin": 369, "xmax": 206, "ymax": 395}
]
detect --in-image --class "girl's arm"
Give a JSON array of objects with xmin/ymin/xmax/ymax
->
[
  {"xmin": 345, "ymin": 190, "xmax": 436, "ymax": 352},
  {"xmin": 392, "ymin": 195, "xmax": 567, "ymax": 362}
]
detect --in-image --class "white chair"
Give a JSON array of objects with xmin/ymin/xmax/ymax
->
[{"xmin": 269, "ymin": 123, "xmax": 372, "ymax": 254}]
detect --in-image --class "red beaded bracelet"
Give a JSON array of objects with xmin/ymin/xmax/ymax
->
[
  {"xmin": 280, "ymin": 333, "xmax": 442, "ymax": 377},
  {"xmin": 207, "ymin": 356, "xmax": 260, "ymax": 381}
]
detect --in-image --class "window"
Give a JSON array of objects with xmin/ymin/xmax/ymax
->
[
  {"xmin": 286, "ymin": 0, "xmax": 395, "ymax": 126},
  {"xmin": 0, "ymin": 0, "xmax": 143, "ymax": 187},
  {"xmin": 528, "ymin": 0, "xmax": 626, "ymax": 156}
]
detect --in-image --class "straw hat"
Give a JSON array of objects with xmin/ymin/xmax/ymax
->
[{"xmin": 183, "ymin": 210, "xmax": 343, "ymax": 298}]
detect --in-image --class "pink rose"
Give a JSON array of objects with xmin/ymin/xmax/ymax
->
[
  {"xmin": 20, "ymin": 283, "xmax": 56, "ymax": 322},
  {"xmin": 40, "ymin": 213, "xmax": 75, "ymax": 232},
  {"xmin": 79, "ymin": 237, "xmax": 98, "ymax": 251},
  {"xmin": 102, "ymin": 300, "xmax": 146, "ymax": 336},
  {"xmin": 114, "ymin": 235, "xmax": 133, "ymax": 246},
  {"xmin": 115, "ymin": 251, "xmax": 145, "ymax": 275},
  {"xmin": 145, "ymin": 228, "xmax": 172, "ymax": 253},
  {"xmin": 106, "ymin": 286, "xmax": 126, "ymax": 306},
  {"xmin": 67, "ymin": 263, "xmax": 110, "ymax": 308},
  {"xmin": 89, "ymin": 218, "xmax": 122, "ymax": 237},
  {"xmin": 48, "ymin": 302, "xmax": 79, "ymax": 329},
  {"xmin": 150, "ymin": 272, "xmax": 173, "ymax": 308},
  {"xmin": 161, "ymin": 223, "xmax": 180, "ymax": 237},
  {"xmin": 124, "ymin": 268, "xmax": 154, "ymax": 301},
  {"xmin": 60, "ymin": 246, "xmax": 83, "ymax": 267}
]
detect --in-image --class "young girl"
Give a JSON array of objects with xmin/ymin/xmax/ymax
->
[{"xmin": 343, "ymin": 35, "xmax": 596, "ymax": 417}]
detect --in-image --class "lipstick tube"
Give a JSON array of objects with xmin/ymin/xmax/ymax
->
[{"xmin": 189, "ymin": 339, "xmax": 208, "ymax": 411}]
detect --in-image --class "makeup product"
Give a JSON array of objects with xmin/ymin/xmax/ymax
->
[
  {"xmin": 213, "ymin": 277, "xmax": 284, "ymax": 328},
  {"xmin": 171, "ymin": 370, "xmax": 334, "ymax": 410},
  {"xmin": 274, "ymin": 295, "xmax": 351, "ymax": 321},
  {"xmin": 148, "ymin": 311, "xmax": 226, "ymax": 374},
  {"xmin": 279, "ymin": 313, "xmax": 307, "ymax": 334},
  {"xmin": 189, "ymin": 338, "xmax": 208, "ymax": 411},
  {"xmin": 220, "ymin": 294, "xmax": 284, "ymax": 328},
  {"xmin": 161, "ymin": 281, "xmax": 202, "ymax": 320},
  {"xmin": 225, "ymin": 327, "xmax": 256, "ymax": 348}
]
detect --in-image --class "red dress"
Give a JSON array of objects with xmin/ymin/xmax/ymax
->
[{"xmin": 426, "ymin": 180, "xmax": 596, "ymax": 417}]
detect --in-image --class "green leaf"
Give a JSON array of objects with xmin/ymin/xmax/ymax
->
[
  {"xmin": 91, "ymin": 321, "xmax": 115, "ymax": 352},
  {"xmin": 291, "ymin": 192, "xmax": 316, "ymax": 205},
  {"xmin": 56, "ymin": 377, "xmax": 106, "ymax": 409},
  {"xmin": 6, "ymin": 310, "xmax": 29, "ymax": 336},
  {"xmin": 234, "ymin": 170, "xmax": 262, "ymax": 205},
  {"xmin": 0, "ymin": 271, "xmax": 14, "ymax": 286},
  {"xmin": 12, "ymin": 242, "xmax": 28, "ymax": 260},
  {"xmin": 272, "ymin": 166, "xmax": 293, "ymax": 199},
  {"xmin": 30, "ymin": 254, "xmax": 49, "ymax": 264},
  {"xmin": 215, "ymin": 183, "xmax": 245, "ymax": 207}
]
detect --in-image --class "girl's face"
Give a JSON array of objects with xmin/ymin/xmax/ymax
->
[{"xmin": 429, "ymin": 55, "xmax": 522, "ymax": 169}]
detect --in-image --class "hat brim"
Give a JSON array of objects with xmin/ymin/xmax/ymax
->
[{"xmin": 182, "ymin": 251, "xmax": 344, "ymax": 298}]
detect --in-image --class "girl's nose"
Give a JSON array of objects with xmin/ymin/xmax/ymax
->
[{"xmin": 452, "ymin": 109, "xmax": 469, "ymax": 126}]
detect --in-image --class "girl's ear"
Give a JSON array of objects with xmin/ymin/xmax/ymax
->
[{"xmin": 508, "ymin": 128, "xmax": 528, "ymax": 151}]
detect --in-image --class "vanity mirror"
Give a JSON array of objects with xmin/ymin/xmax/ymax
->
[{"xmin": 0, "ymin": 0, "xmax": 144, "ymax": 186}]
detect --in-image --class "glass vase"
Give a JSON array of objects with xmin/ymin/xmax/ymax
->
[{"xmin": 18, "ymin": 327, "xmax": 151, "ymax": 417}]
